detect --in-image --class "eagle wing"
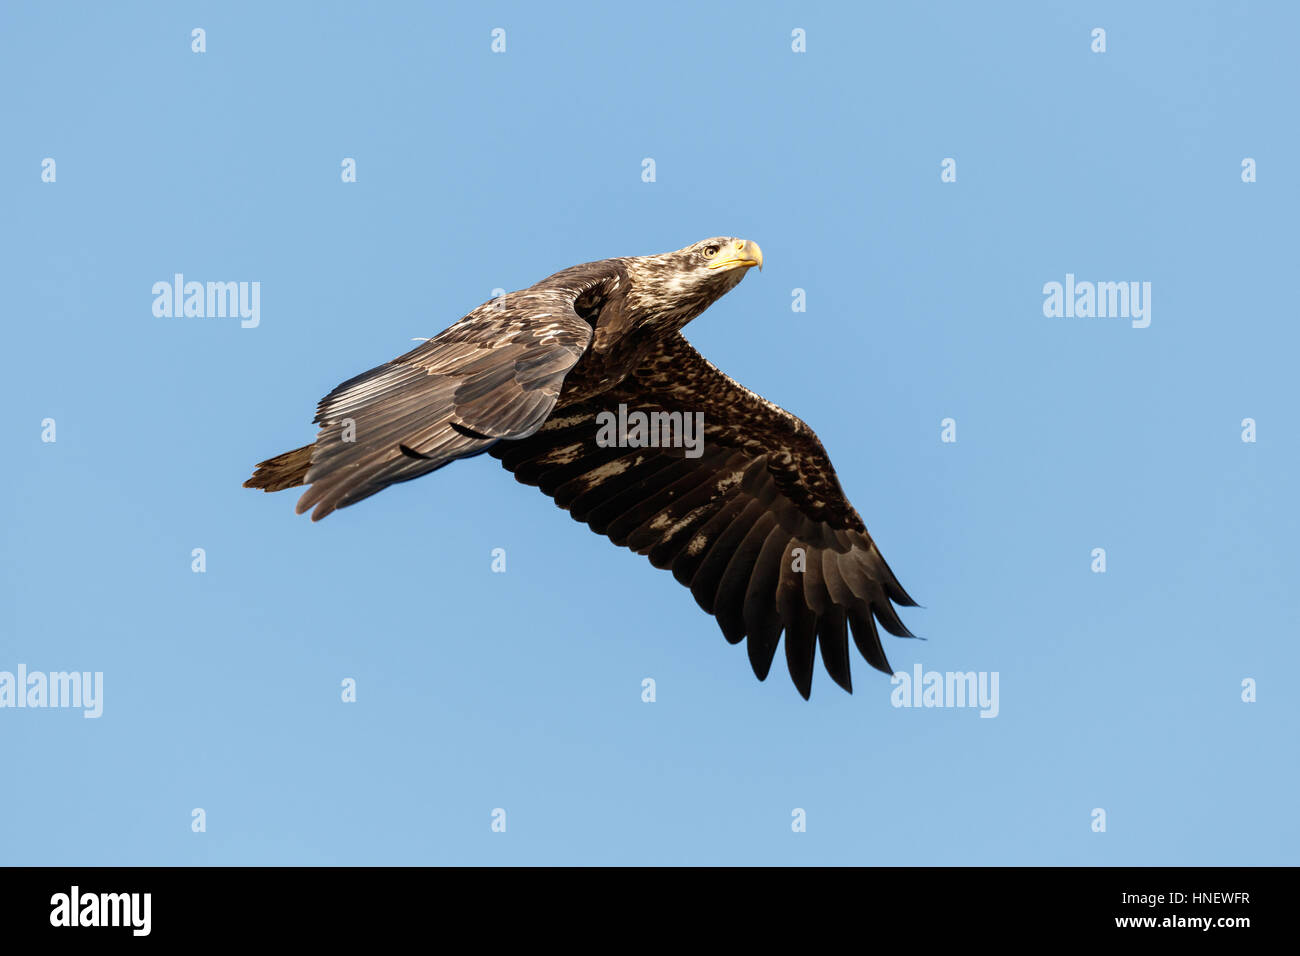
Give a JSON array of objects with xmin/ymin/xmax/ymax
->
[
  {"xmin": 491, "ymin": 332, "xmax": 917, "ymax": 698},
  {"xmin": 294, "ymin": 290, "xmax": 593, "ymax": 520}
]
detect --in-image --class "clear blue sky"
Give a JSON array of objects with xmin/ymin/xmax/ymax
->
[{"xmin": 2, "ymin": 1, "xmax": 1296, "ymax": 865}]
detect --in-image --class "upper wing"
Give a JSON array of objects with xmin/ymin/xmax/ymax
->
[
  {"xmin": 296, "ymin": 290, "xmax": 593, "ymax": 520},
  {"xmin": 490, "ymin": 332, "xmax": 916, "ymax": 698}
]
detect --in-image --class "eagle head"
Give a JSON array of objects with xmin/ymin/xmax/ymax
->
[{"xmin": 623, "ymin": 236, "xmax": 763, "ymax": 332}]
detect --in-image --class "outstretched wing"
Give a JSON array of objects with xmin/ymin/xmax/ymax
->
[
  {"xmin": 491, "ymin": 332, "xmax": 916, "ymax": 698},
  {"xmin": 296, "ymin": 289, "xmax": 593, "ymax": 520}
]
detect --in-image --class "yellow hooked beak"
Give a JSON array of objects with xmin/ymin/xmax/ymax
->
[{"xmin": 707, "ymin": 238, "xmax": 763, "ymax": 272}]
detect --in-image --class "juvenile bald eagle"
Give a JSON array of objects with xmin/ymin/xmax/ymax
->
[{"xmin": 246, "ymin": 238, "xmax": 916, "ymax": 698}]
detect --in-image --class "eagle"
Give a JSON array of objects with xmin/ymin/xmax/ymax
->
[{"xmin": 245, "ymin": 238, "xmax": 917, "ymax": 698}]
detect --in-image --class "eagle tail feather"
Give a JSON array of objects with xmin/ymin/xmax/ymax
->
[{"xmin": 244, "ymin": 445, "xmax": 313, "ymax": 492}]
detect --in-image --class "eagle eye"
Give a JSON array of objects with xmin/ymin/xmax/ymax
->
[{"xmin": 703, "ymin": 245, "xmax": 720, "ymax": 258}]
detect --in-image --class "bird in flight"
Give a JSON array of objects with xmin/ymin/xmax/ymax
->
[{"xmin": 246, "ymin": 238, "xmax": 916, "ymax": 698}]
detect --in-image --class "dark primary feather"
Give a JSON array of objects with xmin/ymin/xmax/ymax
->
[{"xmin": 491, "ymin": 332, "xmax": 916, "ymax": 699}]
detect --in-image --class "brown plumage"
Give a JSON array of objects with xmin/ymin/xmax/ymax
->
[
  {"xmin": 246, "ymin": 237, "xmax": 917, "ymax": 698},
  {"xmin": 246, "ymin": 445, "xmax": 312, "ymax": 491}
]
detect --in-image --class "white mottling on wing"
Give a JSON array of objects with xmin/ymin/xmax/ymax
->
[
  {"xmin": 714, "ymin": 471, "xmax": 743, "ymax": 494},
  {"xmin": 540, "ymin": 442, "xmax": 584, "ymax": 465},
  {"xmin": 657, "ymin": 502, "xmax": 713, "ymax": 538},
  {"xmin": 647, "ymin": 513, "xmax": 671, "ymax": 531},
  {"xmin": 583, "ymin": 459, "xmax": 631, "ymax": 482},
  {"xmin": 542, "ymin": 412, "xmax": 588, "ymax": 430}
]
